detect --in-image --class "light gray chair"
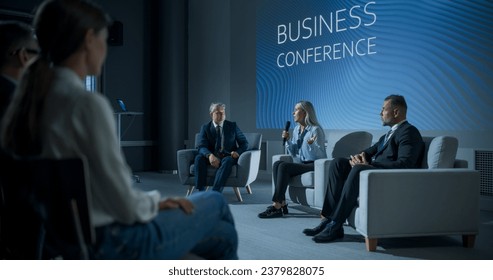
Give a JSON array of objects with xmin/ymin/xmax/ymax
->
[
  {"xmin": 348, "ymin": 136, "xmax": 481, "ymax": 251},
  {"xmin": 272, "ymin": 131, "xmax": 372, "ymax": 208},
  {"xmin": 176, "ymin": 132, "xmax": 262, "ymax": 202}
]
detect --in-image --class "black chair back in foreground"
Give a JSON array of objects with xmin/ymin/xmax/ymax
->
[{"xmin": 0, "ymin": 154, "xmax": 94, "ymax": 259}]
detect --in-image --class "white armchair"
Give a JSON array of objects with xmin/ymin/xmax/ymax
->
[
  {"xmin": 348, "ymin": 136, "xmax": 481, "ymax": 251},
  {"xmin": 177, "ymin": 132, "xmax": 262, "ymax": 202},
  {"xmin": 272, "ymin": 131, "xmax": 372, "ymax": 208}
]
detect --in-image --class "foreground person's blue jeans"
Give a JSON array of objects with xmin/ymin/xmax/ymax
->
[{"xmin": 91, "ymin": 191, "xmax": 238, "ymax": 259}]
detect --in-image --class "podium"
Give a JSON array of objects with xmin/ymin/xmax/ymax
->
[{"xmin": 114, "ymin": 112, "xmax": 143, "ymax": 146}]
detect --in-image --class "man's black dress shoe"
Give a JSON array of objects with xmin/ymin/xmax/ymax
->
[
  {"xmin": 258, "ymin": 206, "xmax": 284, "ymax": 218},
  {"xmin": 312, "ymin": 222, "xmax": 344, "ymax": 243},
  {"xmin": 302, "ymin": 218, "xmax": 331, "ymax": 236}
]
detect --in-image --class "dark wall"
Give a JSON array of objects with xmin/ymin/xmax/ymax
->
[
  {"xmin": 98, "ymin": 0, "xmax": 189, "ymax": 172},
  {"xmin": 98, "ymin": 0, "xmax": 155, "ymax": 172},
  {"xmin": 188, "ymin": 0, "xmax": 231, "ymax": 138},
  {"xmin": 230, "ymin": 1, "xmax": 256, "ymax": 133},
  {"xmin": 187, "ymin": 0, "xmax": 269, "ymax": 143},
  {"xmin": 154, "ymin": 0, "xmax": 188, "ymax": 172}
]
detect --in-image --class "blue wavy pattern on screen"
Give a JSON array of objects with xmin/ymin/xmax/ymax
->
[{"xmin": 256, "ymin": 0, "xmax": 493, "ymax": 130}]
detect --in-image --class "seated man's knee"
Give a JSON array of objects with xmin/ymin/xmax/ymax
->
[
  {"xmin": 332, "ymin": 157, "xmax": 349, "ymax": 165},
  {"xmin": 195, "ymin": 154, "xmax": 206, "ymax": 164},
  {"xmin": 351, "ymin": 164, "xmax": 372, "ymax": 173},
  {"xmin": 331, "ymin": 157, "xmax": 351, "ymax": 169}
]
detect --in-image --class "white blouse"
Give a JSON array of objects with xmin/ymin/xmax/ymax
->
[{"xmin": 40, "ymin": 67, "xmax": 160, "ymax": 227}]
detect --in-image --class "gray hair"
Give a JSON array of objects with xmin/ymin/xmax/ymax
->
[{"xmin": 209, "ymin": 102, "xmax": 226, "ymax": 113}]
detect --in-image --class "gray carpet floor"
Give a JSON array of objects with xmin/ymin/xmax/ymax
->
[{"xmin": 134, "ymin": 171, "xmax": 493, "ymax": 260}]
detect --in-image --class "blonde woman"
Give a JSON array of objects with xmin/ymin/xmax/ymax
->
[{"xmin": 258, "ymin": 101, "xmax": 327, "ymax": 218}]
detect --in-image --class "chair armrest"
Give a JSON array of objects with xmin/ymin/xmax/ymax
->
[
  {"xmin": 236, "ymin": 150, "xmax": 262, "ymax": 186},
  {"xmin": 237, "ymin": 150, "xmax": 254, "ymax": 166},
  {"xmin": 312, "ymin": 158, "xmax": 333, "ymax": 208},
  {"xmin": 356, "ymin": 169, "xmax": 480, "ymax": 238},
  {"xmin": 176, "ymin": 149, "xmax": 198, "ymax": 184}
]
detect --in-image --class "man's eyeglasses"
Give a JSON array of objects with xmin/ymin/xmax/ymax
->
[{"xmin": 9, "ymin": 47, "xmax": 41, "ymax": 56}]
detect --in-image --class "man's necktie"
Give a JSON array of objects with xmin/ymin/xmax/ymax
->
[
  {"xmin": 384, "ymin": 129, "xmax": 392, "ymax": 144},
  {"xmin": 215, "ymin": 126, "xmax": 222, "ymax": 152},
  {"xmin": 379, "ymin": 129, "xmax": 393, "ymax": 151}
]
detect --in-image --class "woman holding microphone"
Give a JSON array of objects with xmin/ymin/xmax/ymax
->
[{"xmin": 258, "ymin": 100, "xmax": 327, "ymax": 218}]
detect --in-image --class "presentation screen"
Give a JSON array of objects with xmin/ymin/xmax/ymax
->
[{"xmin": 256, "ymin": 0, "xmax": 493, "ymax": 133}]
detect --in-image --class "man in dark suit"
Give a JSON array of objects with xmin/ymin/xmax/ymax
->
[
  {"xmin": 194, "ymin": 102, "xmax": 249, "ymax": 192},
  {"xmin": 0, "ymin": 21, "xmax": 39, "ymax": 120},
  {"xmin": 303, "ymin": 94, "xmax": 424, "ymax": 243}
]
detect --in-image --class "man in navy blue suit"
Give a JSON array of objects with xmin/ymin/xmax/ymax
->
[
  {"xmin": 194, "ymin": 102, "xmax": 248, "ymax": 192},
  {"xmin": 304, "ymin": 94, "xmax": 424, "ymax": 243}
]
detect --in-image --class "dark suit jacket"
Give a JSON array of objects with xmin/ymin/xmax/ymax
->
[
  {"xmin": 0, "ymin": 75, "xmax": 16, "ymax": 121},
  {"xmin": 363, "ymin": 121, "xmax": 424, "ymax": 169},
  {"xmin": 197, "ymin": 120, "xmax": 248, "ymax": 157}
]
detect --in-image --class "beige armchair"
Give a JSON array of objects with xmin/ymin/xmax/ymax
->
[
  {"xmin": 348, "ymin": 136, "xmax": 481, "ymax": 251},
  {"xmin": 177, "ymin": 132, "xmax": 262, "ymax": 202},
  {"xmin": 272, "ymin": 131, "xmax": 372, "ymax": 208}
]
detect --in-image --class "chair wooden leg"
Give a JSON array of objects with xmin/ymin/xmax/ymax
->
[
  {"xmin": 233, "ymin": 187, "xmax": 243, "ymax": 202},
  {"xmin": 462, "ymin": 234, "xmax": 476, "ymax": 248},
  {"xmin": 365, "ymin": 238, "xmax": 378, "ymax": 251},
  {"xmin": 246, "ymin": 184, "xmax": 252, "ymax": 194},
  {"xmin": 186, "ymin": 186, "xmax": 194, "ymax": 196}
]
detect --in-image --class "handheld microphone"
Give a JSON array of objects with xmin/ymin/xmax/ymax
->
[{"xmin": 282, "ymin": 121, "xmax": 291, "ymax": 146}]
